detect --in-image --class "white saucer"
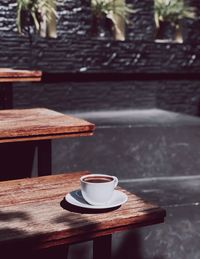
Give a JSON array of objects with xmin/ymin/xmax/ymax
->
[{"xmin": 65, "ymin": 189, "xmax": 128, "ymax": 209}]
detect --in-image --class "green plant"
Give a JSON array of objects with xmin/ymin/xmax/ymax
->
[
  {"xmin": 154, "ymin": 0, "xmax": 196, "ymax": 27},
  {"xmin": 91, "ymin": 0, "xmax": 134, "ymax": 40},
  {"xmin": 91, "ymin": 0, "xmax": 134, "ymax": 23},
  {"xmin": 16, "ymin": 0, "xmax": 57, "ymax": 35}
]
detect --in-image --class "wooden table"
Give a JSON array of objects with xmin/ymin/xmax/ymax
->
[
  {"xmin": 0, "ymin": 171, "xmax": 166, "ymax": 259},
  {"xmin": 0, "ymin": 108, "xmax": 95, "ymax": 178},
  {"xmin": 0, "ymin": 68, "xmax": 42, "ymax": 109}
]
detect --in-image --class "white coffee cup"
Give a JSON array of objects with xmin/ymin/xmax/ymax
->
[{"xmin": 80, "ymin": 174, "xmax": 118, "ymax": 206}]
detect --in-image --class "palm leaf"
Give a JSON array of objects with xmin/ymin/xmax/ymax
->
[
  {"xmin": 154, "ymin": 0, "xmax": 196, "ymax": 25},
  {"xmin": 16, "ymin": 0, "xmax": 57, "ymax": 34},
  {"xmin": 91, "ymin": 0, "xmax": 135, "ymax": 23}
]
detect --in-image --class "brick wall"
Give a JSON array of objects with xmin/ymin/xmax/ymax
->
[
  {"xmin": 1, "ymin": 0, "xmax": 200, "ymax": 72},
  {"xmin": 0, "ymin": 0, "xmax": 200, "ymax": 115}
]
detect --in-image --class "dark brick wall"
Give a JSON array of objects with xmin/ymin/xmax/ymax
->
[
  {"xmin": 12, "ymin": 79, "xmax": 200, "ymax": 116},
  {"xmin": 0, "ymin": 1, "xmax": 200, "ymax": 115},
  {"xmin": 12, "ymin": 80, "xmax": 157, "ymax": 112},
  {"xmin": 0, "ymin": 0, "xmax": 200, "ymax": 73},
  {"xmin": 1, "ymin": 37, "xmax": 200, "ymax": 73}
]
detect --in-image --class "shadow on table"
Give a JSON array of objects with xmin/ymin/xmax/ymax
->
[
  {"xmin": 60, "ymin": 198, "xmax": 120, "ymax": 214},
  {"xmin": 0, "ymin": 209, "xmax": 69, "ymax": 259},
  {"xmin": 0, "ymin": 210, "xmax": 32, "ymax": 259}
]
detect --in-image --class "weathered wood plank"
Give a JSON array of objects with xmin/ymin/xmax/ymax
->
[
  {"xmin": 0, "ymin": 172, "xmax": 166, "ymax": 249},
  {"xmin": 0, "ymin": 108, "xmax": 95, "ymax": 142},
  {"xmin": 0, "ymin": 68, "xmax": 42, "ymax": 82}
]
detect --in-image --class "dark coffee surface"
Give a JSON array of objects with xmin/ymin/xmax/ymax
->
[{"xmin": 83, "ymin": 176, "xmax": 113, "ymax": 183}]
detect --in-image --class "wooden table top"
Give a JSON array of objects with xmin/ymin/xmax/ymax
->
[
  {"xmin": 0, "ymin": 68, "xmax": 42, "ymax": 82},
  {"xmin": 0, "ymin": 171, "xmax": 166, "ymax": 250},
  {"xmin": 0, "ymin": 108, "xmax": 95, "ymax": 143}
]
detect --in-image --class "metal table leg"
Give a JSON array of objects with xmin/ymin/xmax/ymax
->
[
  {"xmin": 35, "ymin": 245, "xmax": 69, "ymax": 259},
  {"xmin": 93, "ymin": 235, "xmax": 112, "ymax": 259},
  {"xmin": 0, "ymin": 83, "xmax": 13, "ymax": 109},
  {"xmin": 37, "ymin": 140, "xmax": 52, "ymax": 176}
]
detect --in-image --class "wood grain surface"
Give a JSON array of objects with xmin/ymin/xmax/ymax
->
[
  {"xmin": 0, "ymin": 171, "xmax": 166, "ymax": 249},
  {"xmin": 0, "ymin": 108, "xmax": 95, "ymax": 143},
  {"xmin": 0, "ymin": 68, "xmax": 42, "ymax": 82}
]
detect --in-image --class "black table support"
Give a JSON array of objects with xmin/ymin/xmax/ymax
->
[
  {"xmin": 93, "ymin": 235, "xmax": 112, "ymax": 259},
  {"xmin": 37, "ymin": 140, "xmax": 52, "ymax": 176},
  {"xmin": 0, "ymin": 83, "xmax": 13, "ymax": 109}
]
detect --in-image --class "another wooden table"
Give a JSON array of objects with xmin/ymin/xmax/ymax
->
[
  {"xmin": 0, "ymin": 68, "xmax": 42, "ymax": 109},
  {"xmin": 0, "ymin": 68, "xmax": 42, "ymax": 82},
  {"xmin": 0, "ymin": 108, "xmax": 95, "ymax": 177},
  {"xmin": 0, "ymin": 171, "xmax": 166, "ymax": 259}
]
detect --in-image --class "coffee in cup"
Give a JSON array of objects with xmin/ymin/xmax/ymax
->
[{"xmin": 80, "ymin": 174, "xmax": 118, "ymax": 206}]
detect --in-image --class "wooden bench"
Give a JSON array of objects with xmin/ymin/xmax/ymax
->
[
  {"xmin": 0, "ymin": 68, "xmax": 42, "ymax": 109},
  {"xmin": 0, "ymin": 171, "xmax": 166, "ymax": 259},
  {"xmin": 0, "ymin": 108, "xmax": 95, "ymax": 178}
]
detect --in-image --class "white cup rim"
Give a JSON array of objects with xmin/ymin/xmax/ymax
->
[{"xmin": 80, "ymin": 174, "xmax": 116, "ymax": 184}]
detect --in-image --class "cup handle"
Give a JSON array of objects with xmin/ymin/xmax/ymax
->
[{"xmin": 112, "ymin": 176, "xmax": 118, "ymax": 188}]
